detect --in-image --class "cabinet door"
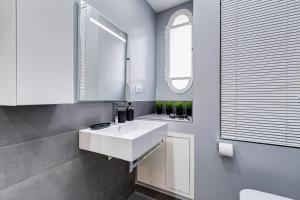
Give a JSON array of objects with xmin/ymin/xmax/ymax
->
[
  {"xmin": 0, "ymin": 0, "xmax": 17, "ymax": 105},
  {"xmin": 138, "ymin": 142, "xmax": 166, "ymax": 187},
  {"xmin": 166, "ymin": 137, "xmax": 190, "ymax": 194},
  {"xmin": 16, "ymin": 0, "xmax": 74, "ymax": 105}
]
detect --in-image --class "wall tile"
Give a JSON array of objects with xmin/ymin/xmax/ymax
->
[
  {"xmin": 132, "ymin": 101, "xmax": 155, "ymax": 118},
  {"xmin": 0, "ymin": 103, "xmax": 112, "ymax": 148},
  {"xmin": 0, "ymin": 131, "xmax": 83, "ymax": 190},
  {"xmin": 59, "ymin": 171, "xmax": 102, "ymax": 200},
  {"xmin": 0, "ymin": 102, "xmax": 154, "ymax": 149},
  {"xmin": 102, "ymin": 172, "xmax": 135, "ymax": 200},
  {"xmin": 0, "ymin": 154, "xmax": 104, "ymax": 200},
  {"xmin": 0, "ymin": 101, "xmax": 154, "ymax": 200},
  {"xmin": 101, "ymin": 158, "xmax": 127, "ymax": 191}
]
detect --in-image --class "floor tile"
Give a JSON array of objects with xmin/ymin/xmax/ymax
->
[{"xmin": 127, "ymin": 192, "xmax": 157, "ymax": 200}]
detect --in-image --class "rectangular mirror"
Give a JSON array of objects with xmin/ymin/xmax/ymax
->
[{"xmin": 78, "ymin": 1, "xmax": 127, "ymax": 101}]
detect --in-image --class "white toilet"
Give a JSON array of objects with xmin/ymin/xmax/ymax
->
[{"xmin": 240, "ymin": 189, "xmax": 293, "ymax": 200}]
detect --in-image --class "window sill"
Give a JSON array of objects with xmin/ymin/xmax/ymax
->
[{"xmin": 137, "ymin": 113, "xmax": 193, "ymax": 123}]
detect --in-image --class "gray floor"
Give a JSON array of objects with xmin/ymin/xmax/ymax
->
[{"xmin": 127, "ymin": 192, "xmax": 157, "ymax": 200}]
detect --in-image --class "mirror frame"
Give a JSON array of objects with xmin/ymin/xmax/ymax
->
[{"xmin": 77, "ymin": 0, "xmax": 129, "ymax": 102}]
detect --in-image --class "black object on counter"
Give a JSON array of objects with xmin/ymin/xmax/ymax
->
[
  {"xmin": 177, "ymin": 114, "xmax": 186, "ymax": 120},
  {"xmin": 90, "ymin": 123, "xmax": 111, "ymax": 130},
  {"xmin": 118, "ymin": 108, "xmax": 127, "ymax": 123},
  {"xmin": 169, "ymin": 113, "xmax": 176, "ymax": 119},
  {"xmin": 126, "ymin": 102, "xmax": 134, "ymax": 121}
]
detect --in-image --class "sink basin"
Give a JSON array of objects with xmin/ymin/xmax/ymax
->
[{"xmin": 79, "ymin": 120, "xmax": 167, "ymax": 161}]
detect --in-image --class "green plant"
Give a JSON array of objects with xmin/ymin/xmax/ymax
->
[
  {"xmin": 156, "ymin": 101, "xmax": 164, "ymax": 114},
  {"xmin": 184, "ymin": 101, "xmax": 192, "ymax": 116},
  {"xmin": 166, "ymin": 101, "xmax": 173, "ymax": 115},
  {"xmin": 175, "ymin": 101, "xmax": 184, "ymax": 115}
]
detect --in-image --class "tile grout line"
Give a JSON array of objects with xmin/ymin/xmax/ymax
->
[
  {"xmin": 0, "ymin": 153, "xmax": 96, "ymax": 193},
  {"xmin": 0, "ymin": 130, "xmax": 80, "ymax": 151}
]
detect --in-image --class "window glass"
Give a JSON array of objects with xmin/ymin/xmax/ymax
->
[
  {"xmin": 172, "ymin": 79, "xmax": 189, "ymax": 90},
  {"xmin": 165, "ymin": 9, "xmax": 193, "ymax": 93},
  {"xmin": 173, "ymin": 15, "xmax": 189, "ymax": 26},
  {"xmin": 169, "ymin": 24, "xmax": 192, "ymax": 78}
]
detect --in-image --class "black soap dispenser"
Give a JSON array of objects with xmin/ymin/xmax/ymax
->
[
  {"xmin": 118, "ymin": 106, "xmax": 127, "ymax": 123},
  {"xmin": 126, "ymin": 102, "xmax": 134, "ymax": 121}
]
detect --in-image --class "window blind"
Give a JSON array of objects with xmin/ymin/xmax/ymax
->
[{"xmin": 221, "ymin": 0, "xmax": 300, "ymax": 147}]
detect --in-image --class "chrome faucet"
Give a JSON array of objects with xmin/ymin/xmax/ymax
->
[{"xmin": 112, "ymin": 102, "xmax": 119, "ymax": 124}]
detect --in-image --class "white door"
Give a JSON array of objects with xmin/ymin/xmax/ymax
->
[
  {"xmin": 138, "ymin": 142, "xmax": 166, "ymax": 187},
  {"xmin": 166, "ymin": 137, "xmax": 190, "ymax": 194}
]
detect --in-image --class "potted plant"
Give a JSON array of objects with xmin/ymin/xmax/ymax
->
[
  {"xmin": 175, "ymin": 102, "xmax": 184, "ymax": 116},
  {"xmin": 185, "ymin": 102, "xmax": 192, "ymax": 116},
  {"xmin": 166, "ymin": 101, "xmax": 173, "ymax": 115},
  {"xmin": 156, "ymin": 101, "xmax": 163, "ymax": 114}
]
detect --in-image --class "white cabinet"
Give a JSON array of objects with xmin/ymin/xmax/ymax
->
[
  {"xmin": 166, "ymin": 137, "xmax": 190, "ymax": 194},
  {"xmin": 0, "ymin": 0, "xmax": 75, "ymax": 105},
  {"xmin": 137, "ymin": 132, "xmax": 194, "ymax": 199},
  {"xmin": 138, "ymin": 142, "xmax": 166, "ymax": 187}
]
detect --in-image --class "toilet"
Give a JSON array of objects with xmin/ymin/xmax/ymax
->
[{"xmin": 240, "ymin": 189, "xmax": 293, "ymax": 200}]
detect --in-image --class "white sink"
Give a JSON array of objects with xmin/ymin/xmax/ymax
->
[{"xmin": 79, "ymin": 120, "xmax": 167, "ymax": 161}]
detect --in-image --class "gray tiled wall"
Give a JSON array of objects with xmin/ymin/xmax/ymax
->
[{"xmin": 0, "ymin": 102, "xmax": 155, "ymax": 200}]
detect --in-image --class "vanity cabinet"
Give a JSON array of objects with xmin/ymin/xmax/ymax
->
[
  {"xmin": 137, "ymin": 132, "xmax": 194, "ymax": 199},
  {"xmin": 0, "ymin": 0, "xmax": 75, "ymax": 105}
]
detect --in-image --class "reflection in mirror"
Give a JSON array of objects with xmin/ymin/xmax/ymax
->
[{"xmin": 78, "ymin": 1, "xmax": 128, "ymax": 101}]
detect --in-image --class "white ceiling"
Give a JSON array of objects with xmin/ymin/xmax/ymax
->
[{"xmin": 147, "ymin": 0, "xmax": 191, "ymax": 13}]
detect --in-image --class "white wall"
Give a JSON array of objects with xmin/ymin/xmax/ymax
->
[
  {"xmin": 165, "ymin": 0, "xmax": 300, "ymax": 199},
  {"xmin": 86, "ymin": 0, "xmax": 156, "ymax": 101},
  {"xmin": 186, "ymin": 0, "xmax": 300, "ymax": 199}
]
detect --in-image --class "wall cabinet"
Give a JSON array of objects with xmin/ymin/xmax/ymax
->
[
  {"xmin": 0, "ymin": 0, "xmax": 75, "ymax": 105},
  {"xmin": 137, "ymin": 132, "xmax": 194, "ymax": 199}
]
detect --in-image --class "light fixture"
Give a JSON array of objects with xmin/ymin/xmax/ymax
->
[{"xmin": 89, "ymin": 17, "xmax": 127, "ymax": 43}]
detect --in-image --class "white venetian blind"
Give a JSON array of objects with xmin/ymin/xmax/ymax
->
[{"xmin": 221, "ymin": 0, "xmax": 300, "ymax": 147}]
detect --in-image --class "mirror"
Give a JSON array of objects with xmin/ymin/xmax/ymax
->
[{"xmin": 78, "ymin": 1, "xmax": 128, "ymax": 101}]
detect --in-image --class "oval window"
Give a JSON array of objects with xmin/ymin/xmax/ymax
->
[{"xmin": 165, "ymin": 9, "xmax": 193, "ymax": 93}]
